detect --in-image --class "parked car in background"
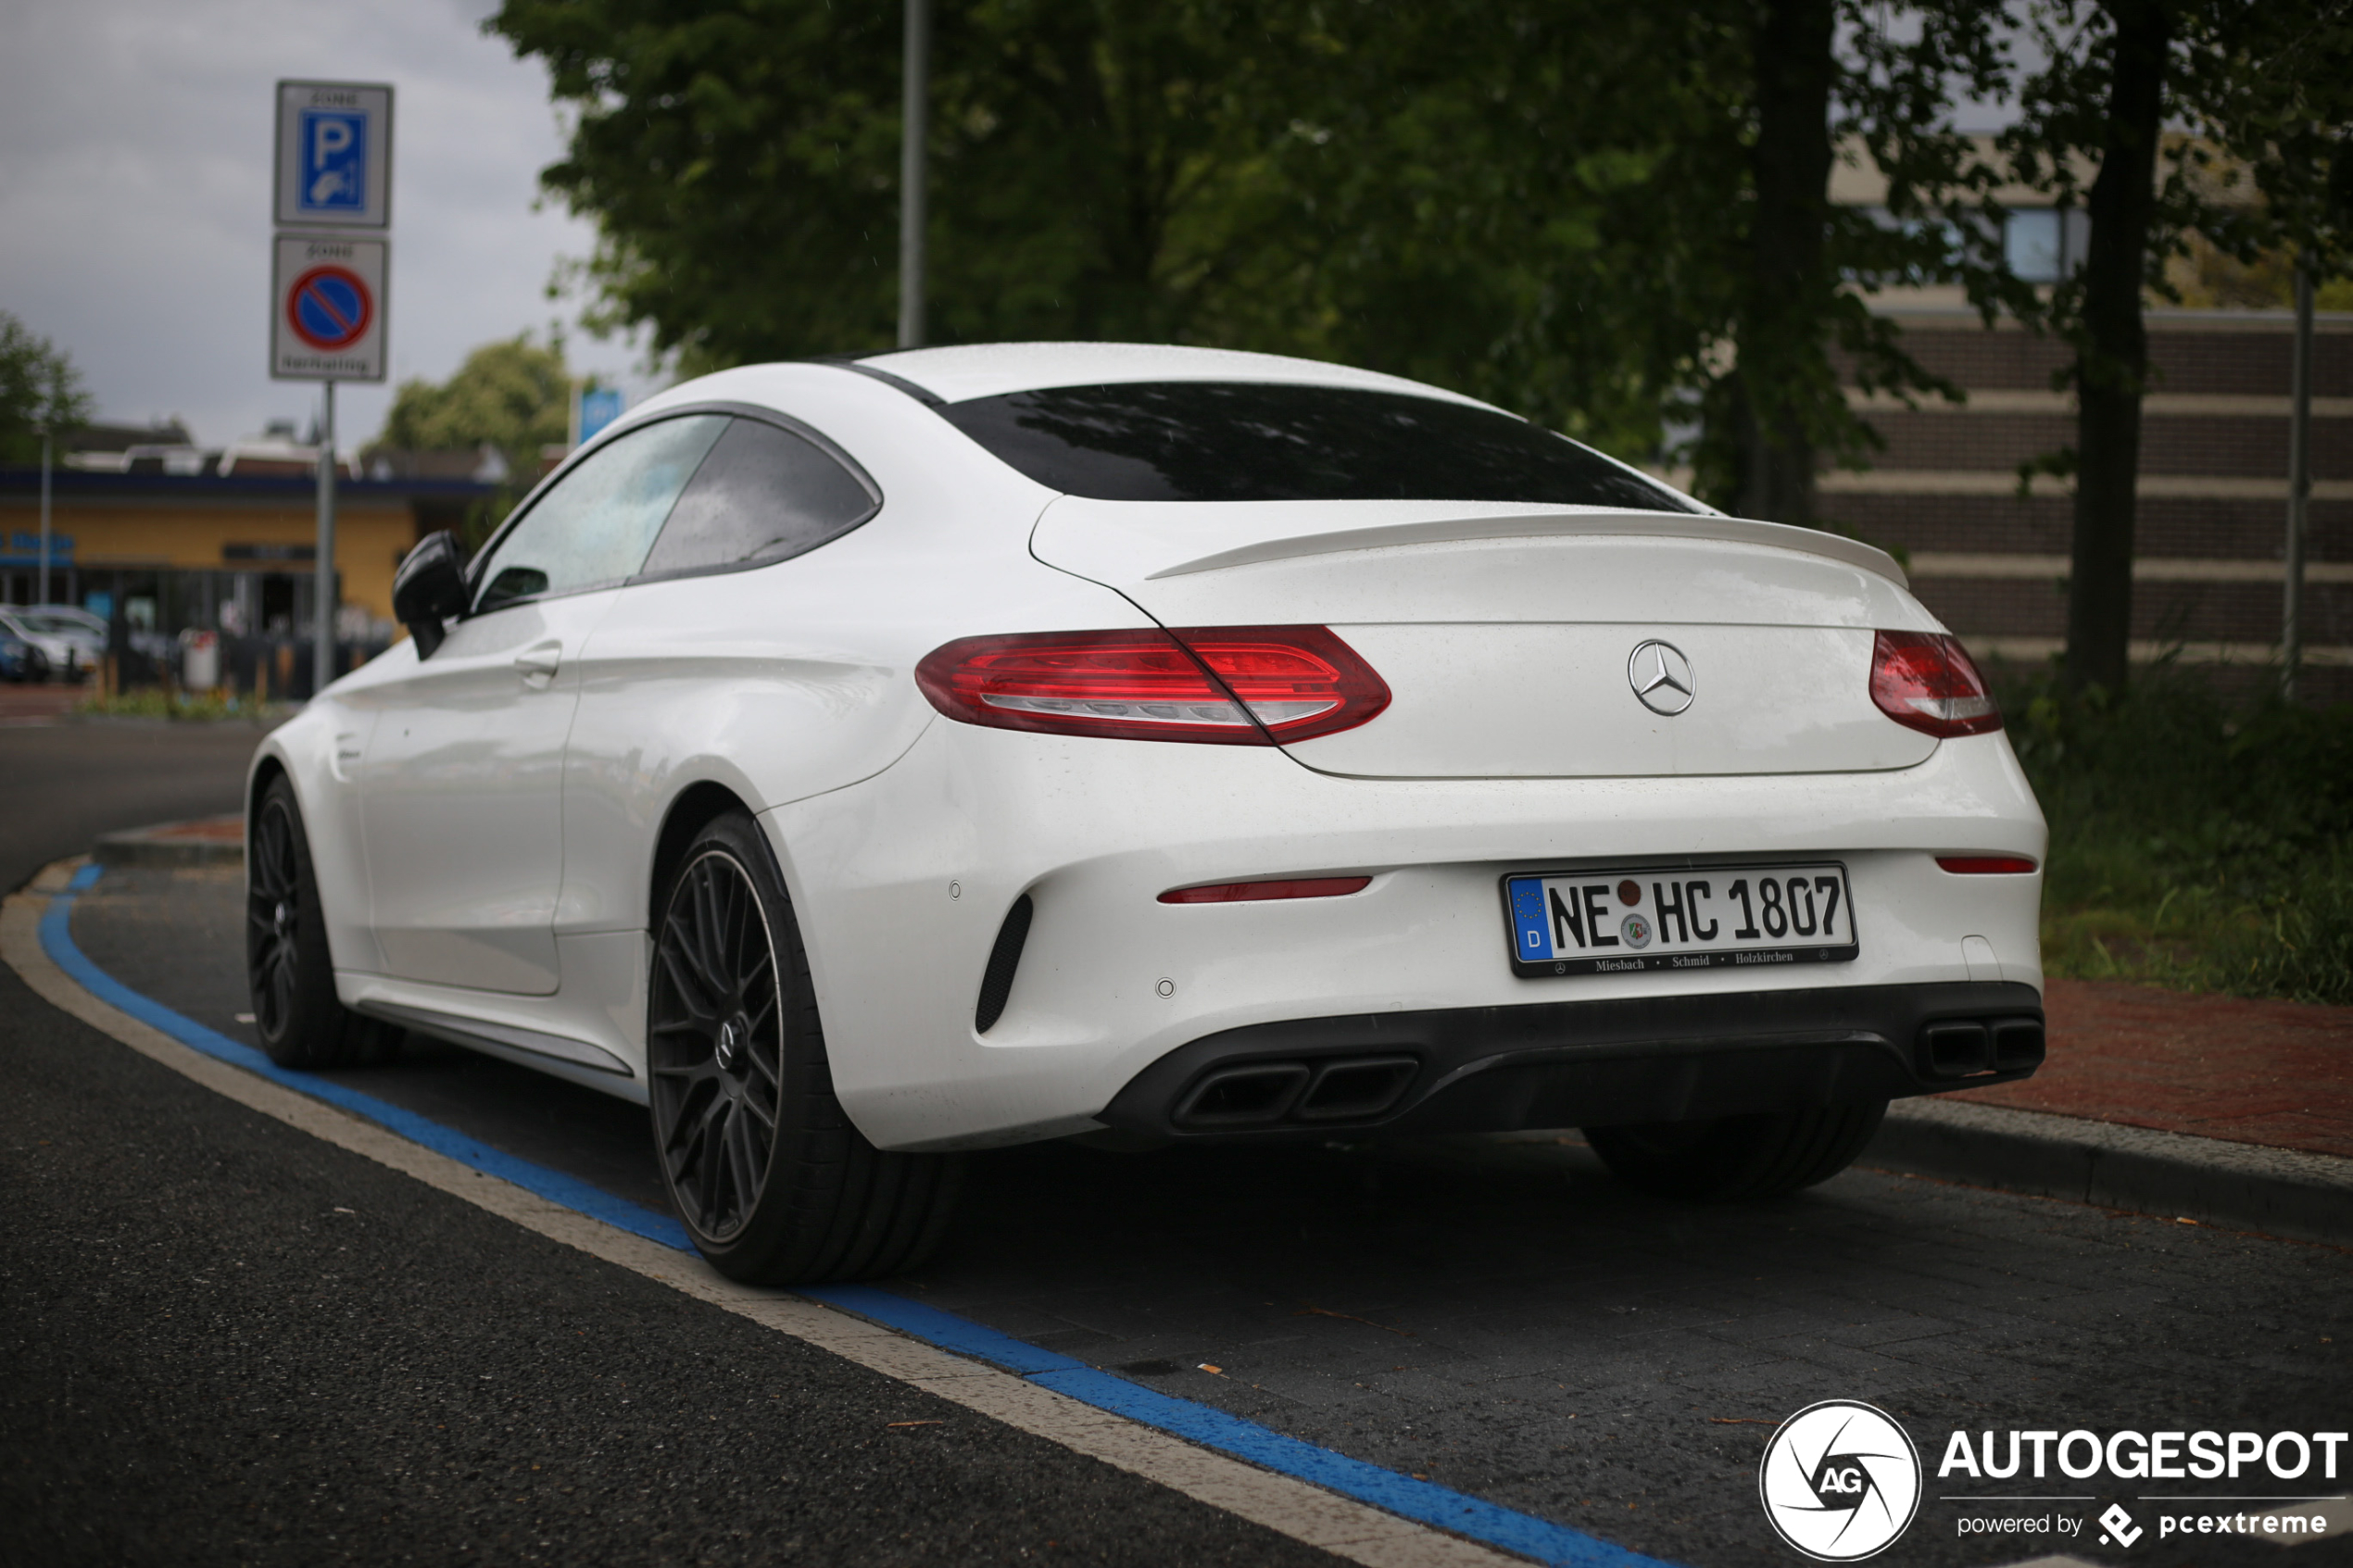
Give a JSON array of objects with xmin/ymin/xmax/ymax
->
[
  {"xmin": 0, "ymin": 607, "xmax": 104, "ymax": 681},
  {"xmin": 0, "ymin": 623, "xmax": 44, "ymax": 683}
]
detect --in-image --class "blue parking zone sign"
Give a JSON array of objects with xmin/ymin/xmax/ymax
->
[
  {"xmin": 298, "ymin": 109, "xmax": 368, "ymax": 215},
  {"xmin": 275, "ymin": 82, "xmax": 392, "ymax": 229}
]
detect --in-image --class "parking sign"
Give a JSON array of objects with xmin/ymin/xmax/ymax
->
[{"xmin": 275, "ymin": 81, "xmax": 392, "ymax": 229}]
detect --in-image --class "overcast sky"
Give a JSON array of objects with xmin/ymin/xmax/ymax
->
[{"xmin": 0, "ymin": 0, "xmax": 661, "ymax": 454}]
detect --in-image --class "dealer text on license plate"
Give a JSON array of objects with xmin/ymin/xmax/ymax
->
[{"xmin": 1503, "ymin": 863, "xmax": 1858, "ymax": 978}]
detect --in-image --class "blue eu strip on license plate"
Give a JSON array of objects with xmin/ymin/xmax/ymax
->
[{"xmin": 1503, "ymin": 862, "xmax": 1859, "ymax": 979}]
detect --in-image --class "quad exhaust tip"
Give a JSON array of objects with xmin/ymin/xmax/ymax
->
[
  {"xmin": 1172, "ymin": 1054, "xmax": 1420, "ymax": 1130},
  {"xmin": 1918, "ymin": 1015, "xmax": 2045, "ymax": 1081}
]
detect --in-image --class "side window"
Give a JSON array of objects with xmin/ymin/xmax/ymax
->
[
  {"xmin": 472, "ymin": 415, "xmax": 729, "ymax": 613},
  {"xmin": 636, "ymin": 417, "xmax": 879, "ymax": 580}
]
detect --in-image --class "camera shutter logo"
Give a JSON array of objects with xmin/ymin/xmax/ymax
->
[{"xmin": 1758, "ymin": 1400, "xmax": 1922, "ymax": 1561}]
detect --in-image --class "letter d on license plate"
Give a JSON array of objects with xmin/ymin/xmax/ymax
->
[{"xmin": 1502, "ymin": 862, "xmax": 1859, "ymax": 979}]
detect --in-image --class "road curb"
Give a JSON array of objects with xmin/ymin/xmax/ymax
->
[
  {"xmin": 92, "ymin": 814, "xmax": 245, "ymax": 868},
  {"xmin": 1865, "ymin": 1096, "xmax": 2353, "ymax": 1247}
]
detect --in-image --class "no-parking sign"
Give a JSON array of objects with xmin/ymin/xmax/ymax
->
[{"xmin": 271, "ymin": 233, "xmax": 387, "ymax": 381}]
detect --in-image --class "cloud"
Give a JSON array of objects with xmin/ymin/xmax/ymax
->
[{"xmin": 0, "ymin": 0, "xmax": 657, "ymax": 450}]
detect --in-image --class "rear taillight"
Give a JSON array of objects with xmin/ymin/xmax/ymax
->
[
  {"xmin": 915, "ymin": 626, "xmax": 1390, "ymax": 746},
  {"xmin": 1870, "ymin": 631, "xmax": 2001, "ymax": 738},
  {"xmin": 1936, "ymin": 856, "xmax": 2037, "ymax": 874}
]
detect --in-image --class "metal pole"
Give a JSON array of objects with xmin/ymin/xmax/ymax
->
[
  {"xmin": 37, "ymin": 431, "xmax": 52, "ymax": 605},
  {"xmin": 2283, "ymin": 258, "xmax": 2312, "ymax": 701},
  {"xmin": 898, "ymin": 0, "xmax": 930, "ymax": 349},
  {"xmin": 314, "ymin": 380, "xmax": 337, "ymax": 697}
]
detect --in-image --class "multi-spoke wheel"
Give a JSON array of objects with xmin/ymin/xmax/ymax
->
[
  {"xmin": 648, "ymin": 810, "xmax": 961, "ymax": 1284},
  {"xmin": 1584, "ymin": 1100, "xmax": 1887, "ymax": 1201},
  {"xmin": 246, "ymin": 776, "xmax": 397, "ymax": 1069}
]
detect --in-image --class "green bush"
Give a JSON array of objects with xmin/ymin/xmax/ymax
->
[
  {"xmin": 1995, "ymin": 660, "xmax": 2353, "ymax": 1005},
  {"xmin": 74, "ymin": 688, "xmax": 273, "ymax": 721}
]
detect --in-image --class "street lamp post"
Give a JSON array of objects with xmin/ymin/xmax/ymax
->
[
  {"xmin": 2282, "ymin": 258, "xmax": 2312, "ymax": 702},
  {"xmin": 38, "ymin": 430, "xmax": 52, "ymax": 606},
  {"xmin": 899, "ymin": 0, "xmax": 930, "ymax": 350}
]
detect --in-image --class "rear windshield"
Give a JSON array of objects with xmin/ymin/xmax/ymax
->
[{"xmin": 936, "ymin": 381, "xmax": 1701, "ymax": 511}]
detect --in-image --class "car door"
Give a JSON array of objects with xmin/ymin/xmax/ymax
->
[
  {"xmin": 359, "ymin": 414, "xmax": 730, "ymax": 993},
  {"xmin": 553, "ymin": 411, "xmax": 889, "ymax": 945}
]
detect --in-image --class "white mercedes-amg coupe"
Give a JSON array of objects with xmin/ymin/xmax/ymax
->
[{"xmin": 246, "ymin": 343, "xmax": 2046, "ymax": 1283}]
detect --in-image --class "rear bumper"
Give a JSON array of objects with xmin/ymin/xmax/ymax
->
[{"xmin": 1096, "ymin": 980, "xmax": 2045, "ymax": 1144}]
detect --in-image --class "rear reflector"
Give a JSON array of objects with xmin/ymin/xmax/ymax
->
[
  {"xmin": 1158, "ymin": 876, "xmax": 1372, "ymax": 905},
  {"xmin": 1936, "ymin": 856, "xmax": 2038, "ymax": 874},
  {"xmin": 916, "ymin": 627, "xmax": 1389, "ymax": 746},
  {"xmin": 1870, "ymin": 631, "xmax": 2002, "ymax": 738}
]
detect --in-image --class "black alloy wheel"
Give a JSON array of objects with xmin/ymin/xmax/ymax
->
[
  {"xmin": 649, "ymin": 846, "xmax": 785, "ymax": 1244},
  {"xmin": 246, "ymin": 791, "xmax": 304, "ymax": 1043},
  {"xmin": 647, "ymin": 809, "xmax": 962, "ymax": 1284},
  {"xmin": 245, "ymin": 776, "xmax": 397, "ymax": 1069}
]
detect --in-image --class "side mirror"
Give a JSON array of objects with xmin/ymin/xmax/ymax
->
[{"xmin": 392, "ymin": 531, "xmax": 470, "ymax": 659}]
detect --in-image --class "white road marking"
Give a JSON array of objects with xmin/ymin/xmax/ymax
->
[{"xmin": 2, "ymin": 867, "xmax": 1520, "ymax": 1568}]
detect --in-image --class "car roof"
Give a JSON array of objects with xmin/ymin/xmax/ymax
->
[{"xmin": 852, "ymin": 342, "xmax": 1499, "ymax": 411}]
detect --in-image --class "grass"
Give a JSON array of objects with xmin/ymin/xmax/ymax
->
[
  {"xmin": 1997, "ymin": 659, "xmax": 2353, "ymax": 1006},
  {"xmin": 73, "ymin": 687, "xmax": 278, "ymax": 721}
]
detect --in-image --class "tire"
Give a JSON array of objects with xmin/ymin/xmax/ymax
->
[
  {"xmin": 246, "ymin": 776, "xmax": 399, "ymax": 1069},
  {"xmin": 648, "ymin": 810, "xmax": 962, "ymax": 1285},
  {"xmin": 1584, "ymin": 1100, "xmax": 1887, "ymax": 1201}
]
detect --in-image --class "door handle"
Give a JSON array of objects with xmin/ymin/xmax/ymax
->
[{"xmin": 513, "ymin": 642, "xmax": 562, "ymax": 688}]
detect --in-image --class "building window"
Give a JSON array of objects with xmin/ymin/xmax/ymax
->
[{"xmin": 2005, "ymin": 207, "xmax": 2091, "ymax": 282}]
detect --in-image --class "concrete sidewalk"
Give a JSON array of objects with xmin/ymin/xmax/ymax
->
[
  {"xmin": 1869, "ymin": 977, "xmax": 2353, "ymax": 1246},
  {"xmin": 93, "ymin": 814, "xmax": 2353, "ymax": 1246}
]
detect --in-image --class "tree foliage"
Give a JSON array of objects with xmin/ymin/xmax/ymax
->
[
  {"xmin": 0, "ymin": 310, "xmax": 95, "ymax": 465},
  {"xmin": 375, "ymin": 333, "xmax": 573, "ymax": 475},
  {"xmin": 489, "ymin": 0, "xmax": 2348, "ymax": 557}
]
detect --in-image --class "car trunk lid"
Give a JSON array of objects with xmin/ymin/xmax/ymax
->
[{"xmin": 1029, "ymin": 498, "xmax": 1939, "ymax": 779}]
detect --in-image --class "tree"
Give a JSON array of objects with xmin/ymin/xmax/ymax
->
[
  {"xmin": 489, "ymin": 0, "xmax": 1334, "ymax": 368},
  {"xmin": 374, "ymin": 333, "xmax": 573, "ymax": 478},
  {"xmin": 2000, "ymin": 0, "xmax": 2353, "ymax": 695},
  {"xmin": 0, "ymin": 311, "xmax": 94, "ymax": 465}
]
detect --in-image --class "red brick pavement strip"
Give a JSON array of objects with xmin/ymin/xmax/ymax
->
[
  {"xmin": 0, "ymin": 685, "xmax": 81, "ymax": 723},
  {"xmin": 139, "ymin": 817, "xmax": 245, "ymax": 842},
  {"xmin": 1954, "ymin": 977, "xmax": 2353, "ymax": 1161}
]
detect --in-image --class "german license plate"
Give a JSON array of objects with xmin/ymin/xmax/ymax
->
[{"xmin": 1502, "ymin": 862, "xmax": 1858, "ymax": 979}]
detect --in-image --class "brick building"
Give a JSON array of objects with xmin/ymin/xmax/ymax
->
[{"xmin": 1819, "ymin": 307, "xmax": 2350, "ymax": 700}]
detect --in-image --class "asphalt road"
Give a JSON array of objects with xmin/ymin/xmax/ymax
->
[
  {"xmin": 6, "ymin": 721, "xmax": 2351, "ymax": 1568},
  {"xmin": 1, "ymin": 723, "xmax": 1328, "ymax": 1567},
  {"xmin": 0, "ymin": 717, "xmax": 274, "ymax": 893}
]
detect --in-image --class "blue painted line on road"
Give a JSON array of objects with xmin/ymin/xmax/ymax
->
[
  {"xmin": 41, "ymin": 862, "xmax": 1676, "ymax": 1568},
  {"xmin": 807, "ymin": 1283, "xmax": 1669, "ymax": 1568},
  {"xmin": 40, "ymin": 864, "xmax": 694, "ymax": 1252}
]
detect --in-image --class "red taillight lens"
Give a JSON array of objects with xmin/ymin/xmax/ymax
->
[
  {"xmin": 1870, "ymin": 631, "xmax": 2002, "ymax": 738},
  {"xmin": 914, "ymin": 626, "xmax": 1390, "ymax": 746},
  {"xmin": 1936, "ymin": 855, "xmax": 2038, "ymax": 874},
  {"xmin": 1158, "ymin": 876, "xmax": 1372, "ymax": 904}
]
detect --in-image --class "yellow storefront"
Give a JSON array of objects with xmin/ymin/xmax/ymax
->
[{"xmin": 1, "ymin": 468, "xmax": 487, "ymax": 633}]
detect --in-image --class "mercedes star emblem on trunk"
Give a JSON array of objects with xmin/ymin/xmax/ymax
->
[{"xmin": 1628, "ymin": 639, "xmax": 1695, "ymax": 715}]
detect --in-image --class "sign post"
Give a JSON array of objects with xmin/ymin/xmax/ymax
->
[{"xmin": 272, "ymin": 80, "xmax": 391, "ymax": 698}]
